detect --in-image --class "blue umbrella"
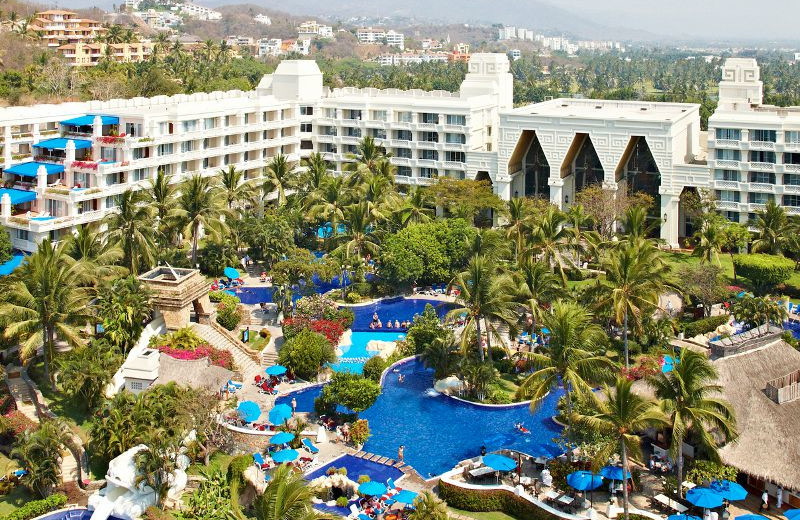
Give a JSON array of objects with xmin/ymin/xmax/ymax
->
[
  {"xmin": 736, "ymin": 516, "xmax": 769, "ymax": 520},
  {"xmin": 271, "ymin": 449, "xmax": 299, "ymax": 463},
  {"xmin": 785, "ymin": 511, "xmax": 800, "ymax": 520},
  {"xmin": 668, "ymin": 515, "xmax": 702, "ymax": 520},
  {"xmin": 269, "ymin": 404, "xmax": 292, "ymax": 424},
  {"xmin": 394, "ymin": 490, "xmax": 419, "ymax": 504},
  {"xmin": 483, "ymin": 454, "xmax": 516, "ymax": 472},
  {"xmin": 269, "ymin": 432, "xmax": 294, "ymax": 445},
  {"xmin": 686, "ymin": 487, "xmax": 724, "ymax": 509},
  {"xmin": 236, "ymin": 401, "xmax": 261, "ymax": 423},
  {"xmin": 359, "ymin": 481, "xmax": 388, "ymax": 496},
  {"xmin": 601, "ymin": 465, "xmax": 631, "ymax": 481},
  {"xmin": 224, "ymin": 266, "xmax": 240, "ymax": 279},
  {"xmin": 567, "ymin": 471, "xmax": 604, "ymax": 491},
  {"xmin": 541, "ymin": 327, "xmax": 550, "ymax": 334},
  {"xmin": 710, "ymin": 480, "xmax": 747, "ymax": 501},
  {"xmin": 662, "ymin": 355, "xmax": 678, "ymax": 373},
  {"xmin": 266, "ymin": 365, "xmax": 287, "ymax": 376}
]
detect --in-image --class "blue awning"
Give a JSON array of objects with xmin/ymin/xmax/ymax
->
[
  {"xmin": 0, "ymin": 188, "xmax": 37, "ymax": 205},
  {"xmin": 34, "ymin": 138, "xmax": 92, "ymax": 150},
  {"xmin": 60, "ymin": 114, "xmax": 119, "ymax": 126},
  {"xmin": 4, "ymin": 162, "xmax": 65, "ymax": 177},
  {"xmin": 0, "ymin": 253, "xmax": 24, "ymax": 276}
]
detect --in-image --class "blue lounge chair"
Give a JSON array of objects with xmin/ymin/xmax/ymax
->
[
  {"xmin": 264, "ymin": 473, "xmax": 271, "ymax": 483},
  {"xmin": 253, "ymin": 452, "xmax": 267, "ymax": 468},
  {"xmin": 358, "ymin": 515, "xmax": 371, "ymax": 520},
  {"xmin": 302, "ymin": 437, "xmax": 319, "ymax": 454},
  {"xmin": 229, "ymin": 380, "xmax": 243, "ymax": 389},
  {"xmin": 387, "ymin": 477, "xmax": 401, "ymax": 492}
]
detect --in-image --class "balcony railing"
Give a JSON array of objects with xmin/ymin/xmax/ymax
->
[
  {"xmin": 749, "ymin": 182, "xmax": 775, "ymax": 192},
  {"xmin": 749, "ymin": 140, "xmax": 776, "ymax": 151},
  {"xmin": 713, "ymin": 180, "xmax": 740, "ymax": 189},
  {"xmin": 749, "ymin": 161, "xmax": 775, "ymax": 171},
  {"xmin": 714, "ymin": 159, "xmax": 740, "ymax": 169}
]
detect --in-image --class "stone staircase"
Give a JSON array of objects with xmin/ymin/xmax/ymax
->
[
  {"xmin": 191, "ymin": 322, "xmax": 262, "ymax": 382},
  {"xmin": 5, "ymin": 371, "xmax": 38, "ymax": 423}
]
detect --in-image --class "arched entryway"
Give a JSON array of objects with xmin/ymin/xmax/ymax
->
[
  {"xmin": 616, "ymin": 136, "xmax": 662, "ymax": 234},
  {"xmin": 560, "ymin": 133, "xmax": 604, "ymax": 206},
  {"xmin": 507, "ymin": 130, "xmax": 551, "ymax": 200}
]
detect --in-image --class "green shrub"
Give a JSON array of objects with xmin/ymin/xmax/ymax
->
[
  {"xmin": 335, "ymin": 307, "xmax": 355, "ymax": 329},
  {"xmin": 345, "ymin": 291, "xmax": 361, "ymax": 304},
  {"xmin": 209, "ymin": 290, "xmax": 227, "ymax": 303},
  {"xmin": 361, "ymin": 356, "xmax": 387, "ymax": 382},
  {"xmin": 782, "ymin": 331, "xmax": 799, "ymax": 350},
  {"xmin": 260, "ymin": 328, "xmax": 270, "ymax": 338},
  {"xmin": 565, "ymin": 268, "xmax": 584, "ymax": 281},
  {"xmin": 733, "ymin": 253, "xmax": 795, "ymax": 294},
  {"xmin": 3, "ymin": 494, "xmax": 67, "ymax": 520},
  {"xmin": 438, "ymin": 481, "xmax": 558, "ymax": 520},
  {"xmin": 486, "ymin": 387, "xmax": 512, "ymax": 404},
  {"xmin": 278, "ymin": 329, "xmax": 336, "ymax": 380},
  {"xmin": 681, "ymin": 315, "xmax": 728, "ymax": 338},
  {"xmin": 0, "ymin": 229, "xmax": 11, "ymax": 265},
  {"xmin": 686, "ymin": 460, "xmax": 738, "ymax": 485},
  {"xmin": 351, "ymin": 282, "xmax": 372, "ymax": 297},
  {"xmin": 216, "ymin": 295, "xmax": 243, "ymax": 331},
  {"xmin": 349, "ymin": 419, "xmax": 371, "ymax": 445},
  {"xmin": 336, "ymin": 496, "xmax": 349, "ymax": 507},
  {"xmin": 357, "ymin": 474, "xmax": 371, "ymax": 484}
]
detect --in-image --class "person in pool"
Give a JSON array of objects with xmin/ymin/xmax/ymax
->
[
  {"xmin": 394, "ymin": 319, "xmax": 400, "ymax": 329},
  {"xmin": 387, "ymin": 321, "xmax": 393, "ymax": 329}
]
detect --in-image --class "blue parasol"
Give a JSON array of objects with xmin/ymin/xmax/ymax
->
[
  {"xmin": 236, "ymin": 401, "xmax": 261, "ymax": 423},
  {"xmin": 482, "ymin": 454, "xmax": 516, "ymax": 472},
  {"xmin": 710, "ymin": 480, "xmax": 747, "ymax": 501},
  {"xmin": 224, "ymin": 266, "xmax": 240, "ymax": 279},
  {"xmin": 358, "ymin": 481, "xmax": 388, "ymax": 496},
  {"xmin": 600, "ymin": 465, "xmax": 631, "ymax": 481},
  {"xmin": 686, "ymin": 487, "xmax": 724, "ymax": 509},
  {"xmin": 269, "ymin": 432, "xmax": 294, "ymax": 445},
  {"xmin": 271, "ymin": 449, "xmax": 299, "ymax": 463},
  {"xmin": 393, "ymin": 490, "xmax": 419, "ymax": 504},
  {"xmin": 567, "ymin": 471, "xmax": 604, "ymax": 491},
  {"xmin": 269, "ymin": 404, "xmax": 292, "ymax": 424},
  {"xmin": 266, "ymin": 365, "xmax": 287, "ymax": 376}
]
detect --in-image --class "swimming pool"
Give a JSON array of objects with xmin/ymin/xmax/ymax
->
[
  {"xmin": 279, "ymin": 358, "xmax": 564, "ymax": 478},
  {"xmin": 329, "ymin": 331, "xmax": 407, "ymax": 374},
  {"xmin": 34, "ymin": 509, "xmax": 124, "ymax": 520},
  {"xmin": 277, "ymin": 384, "xmax": 323, "ymax": 413},
  {"xmin": 231, "ymin": 273, "xmax": 351, "ymax": 305},
  {"xmin": 349, "ymin": 297, "xmax": 455, "ymax": 332},
  {"xmin": 784, "ymin": 320, "xmax": 800, "ymax": 339}
]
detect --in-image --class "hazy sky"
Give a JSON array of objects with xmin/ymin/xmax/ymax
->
[{"xmin": 547, "ymin": 0, "xmax": 800, "ymax": 41}]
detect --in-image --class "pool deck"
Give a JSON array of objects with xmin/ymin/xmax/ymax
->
[{"xmin": 351, "ymin": 450, "xmax": 432, "ymax": 492}]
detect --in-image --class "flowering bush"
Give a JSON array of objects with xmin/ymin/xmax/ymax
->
[
  {"xmin": 71, "ymin": 160, "xmax": 98, "ymax": 170},
  {"xmin": 283, "ymin": 317, "xmax": 345, "ymax": 346},
  {"xmin": 96, "ymin": 135, "xmax": 125, "ymax": 144},
  {"xmin": 157, "ymin": 344, "xmax": 234, "ymax": 370},
  {"xmin": 621, "ymin": 356, "xmax": 659, "ymax": 381},
  {"xmin": 5, "ymin": 410, "xmax": 37, "ymax": 437},
  {"xmin": 216, "ymin": 299, "xmax": 243, "ymax": 331},
  {"xmin": 295, "ymin": 294, "xmax": 338, "ymax": 321}
]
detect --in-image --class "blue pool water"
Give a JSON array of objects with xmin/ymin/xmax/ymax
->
[
  {"xmin": 280, "ymin": 358, "xmax": 564, "ymax": 478},
  {"xmin": 306, "ymin": 453, "xmax": 403, "ymax": 483},
  {"xmin": 277, "ymin": 384, "xmax": 323, "ymax": 413},
  {"xmin": 231, "ymin": 274, "xmax": 351, "ymax": 305},
  {"xmin": 349, "ymin": 297, "xmax": 455, "ymax": 332},
  {"xmin": 36, "ymin": 510, "xmax": 123, "ymax": 520},
  {"xmin": 784, "ymin": 320, "xmax": 800, "ymax": 339},
  {"xmin": 329, "ymin": 331, "xmax": 407, "ymax": 374}
]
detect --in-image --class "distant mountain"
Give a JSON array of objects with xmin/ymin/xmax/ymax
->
[{"xmin": 200, "ymin": 0, "xmax": 662, "ymax": 41}]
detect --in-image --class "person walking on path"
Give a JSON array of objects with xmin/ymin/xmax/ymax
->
[{"xmin": 761, "ymin": 490, "xmax": 769, "ymax": 512}]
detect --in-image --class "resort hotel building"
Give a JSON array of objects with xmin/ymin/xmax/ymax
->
[{"xmin": 0, "ymin": 54, "xmax": 792, "ymax": 253}]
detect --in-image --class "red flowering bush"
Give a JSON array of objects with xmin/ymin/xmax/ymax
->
[
  {"xmin": 621, "ymin": 356, "xmax": 659, "ymax": 381},
  {"xmin": 157, "ymin": 344, "xmax": 234, "ymax": 370},
  {"xmin": 5, "ymin": 410, "xmax": 37, "ymax": 436},
  {"xmin": 283, "ymin": 317, "xmax": 345, "ymax": 346}
]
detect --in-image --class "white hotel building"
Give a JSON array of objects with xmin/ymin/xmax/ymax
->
[{"xmin": 0, "ymin": 55, "xmax": 787, "ymax": 253}]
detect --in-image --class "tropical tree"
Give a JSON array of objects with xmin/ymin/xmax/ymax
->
[
  {"xmin": 529, "ymin": 205, "xmax": 571, "ymax": 283},
  {"xmin": 335, "ymin": 201, "xmax": 381, "ymax": 262},
  {"xmin": 419, "ymin": 334, "xmax": 460, "ymax": 380},
  {"xmin": 103, "ymin": 189, "xmax": 157, "ymax": 275},
  {"xmin": 571, "ymin": 377, "xmax": 667, "ymax": 520},
  {"xmin": 408, "ymin": 491, "xmax": 449, "ymax": 520},
  {"xmin": 175, "ymin": 174, "xmax": 229, "ymax": 265},
  {"xmin": 219, "ymin": 165, "xmax": 256, "ymax": 210},
  {"xmin": 394, "ymin": 186, "xmax": 434, "ymax": 228},
  {"xmin": 344, "ymin": 135, "xmax": 386, "ymax": 186},
  {"xmin": 749, "ymin": 200, "xmax": 795, "ymax": 255},
  {"xmin": 57, "ymin": 338, "xmax": 121, "ymax": 411},
  {"xmin": 730, "ymin": 295, "xmax": 787, "ymax": 332},
  {"xmin": 515, "ymin": 257, "xmax": 560, "ymax": 346},
  {"xmin": 96, "ymin": 276, "xmax": 152, "ymax": 355},
  {"xmin": 648, "ymin": 349, "xmax": 737, "ymax": 497},
  {"xmin": 135, "ymin": 432, "xmax": 182, "ymax": 507},
  {"xmin": 256, "ymin": 464, "xmax": 326, "ymax": 520},
  {"xmin": 301, "ymin": 152, "xmax": 331, "ymax": 194},
  {"xmin": 565, "ymin": 203, "xmax": 592, "ymax": 267},
  {"xmin": 306, "ymin": 176, "xmax": 350, "ymax": 247},
  {"xmin": 11, "ymin": 419, "xmax": 71, "ymax": 497},
  {"xmin": 721, "ymin": 222, "xmax": 751, "ymax": 282},
  {"xmin": 459, "ymin": 360, "xmax": 498, "ymax": 400},
  {"xmin": 263, "ymin": 154, "xmax": 298, "ymax": 207},
  {"xmin": 517, "ymin": 301, "xmax": 612, "ymax": 439},
  {"xmin": 505, "ymin": 197, "xmax": 533, "ymax": 265},
  {"xmin": 148, "ymin": 168, "xmax": 179, "ymax": 246},
  {"xmin": 619, "ymin": 206, "xmax": 658, "ymax": 243},
  {"xmin": 446, "ymin": 256, "xmax": 516, "ymax": 362},
  {"xmin": 0, "ymin": 240, "xmax": 89, "ymax": 389},
  {"xmin": 66, "ymin": 223, "xmax": 125, "ymax": 283},
  {"xmin": 692, "ymin": 215, "xmax": 726, "ymax": 266},
  {"xmin": 593, "ymin": 240, "xmax": 671, "ymax": 368}
]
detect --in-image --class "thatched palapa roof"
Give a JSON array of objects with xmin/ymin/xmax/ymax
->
[
  {"xmin": 713, "ymin": 340, "xmax": 800, "ymax": 490},
  {"xmin": 153, "ymin": 354, "xmax": 233, "ymax": 394}
]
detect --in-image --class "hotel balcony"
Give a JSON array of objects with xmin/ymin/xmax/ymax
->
[
  {"xmin": 748, "ymin": 161, "xmax": 776, "ymax": 172},
  {"xmin": 749, "ymin": 140, "xmax": 776, "ymax": 151}
]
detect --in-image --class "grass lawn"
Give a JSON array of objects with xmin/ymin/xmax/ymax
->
[
  {"xmin": 187, "ymin": 451, "xmax": 234, "ymax": 477},
  {"xmin": 249, "ymin": 333, "xmax": 270, "ymax": 352},
  {"xmin": 27, "ymin": 359, "xmax": 92, "ymax": 444},
  {"xmin": 448, "ymin": 507, "xmax": 520, "ymax": 520},
  {"xmin": 0, "ymin": 486, "xmax": 35, "ymax": 516},
  {"xmin": 493, "ymin": 373, "xmax": 522, "ymax": 398}
]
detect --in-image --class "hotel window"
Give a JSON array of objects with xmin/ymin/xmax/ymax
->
[
  {"xmin": 715, "ymin": 149, "xmax": 740, "ymax": 161},
  {"xmin": 181, "ymin": 161, "xmax": 190, "ymax": 173},
  {"xmin": 370, "ymin": 128, "xmax": 386, "ymax": 139},
  {"xmin": 225, "ymin": 115, "xmax": 234, "ymax": 127},
  {"xmin": 395, "ymin": 148, "xmax": 412, "ymax": 158},
  {"xmin": 157, "ymin": 143, "xmax": 173, "ymax": 156},
  {"xmin": 716, "ymin": 190, "xmax": 740, "ymax": 203},
  {"xmin": 722, "ymin": 211, "xmax": 739, "ymax": 222},
  {"xmin": 300, "ymin": 123, "xmax": 312, "ymax": 133},
  {"xmin": 204, "ymin": 117, "xmax": 216, "ymax": 129},
  {"xmin": 784, "ymin": 195, "xmax": 800, "ymax": 207},
  {"xmin": 132, "ymin": 168, "xmax": 148, "ymax": 181},
  {"xmin": 749, "ymin": 150, "xmax": 776, "ymax": 163},
  {"xmin": 300, "ymin": 140, "xmax": 313, "ymax": 150},
  {"xmin": 158, "ymin": 122, "xmax": 173, "ymax": 135},
  {"xmin": 419, "ymin": 167, "xmax": 438, "ymax": 178},
  {"xmin": 749, "ymin": 192, "xmax": 774, "ymax": 204},
  {"xmin": 715, "ymin": 128, "xmax": 741, "ymax": 140},
  {"xmin": 714, "ymin": 169, "xmax": 739, "ymax": 181},
  {"xmin": 396, "ymin": 166, "xmax": 411, "ymax": 177},
  {"xmin": 203, "ymin": 138, "xmax": 210, "ymax": 149},
  {"xmin": 446, "ymin": 133, "xmax": 466, "ymax": 144},
  {"xmin": 182, "ymin": 120, "xmax": 197, "ymax": 132},
  {"xmin": 300, "ymin": 106, "xmax": 314, "ymax": 116},
  {"xmin": 372, "ymin": 110, "xmax": 387, "ymax": 121},
  {"xmin": 347, "ymin": 110, "xmax": 362, "ymax": 120},
  {"xmin": 445, "ymin": 151, "xmax": 466, "ymax": 162},
  {"xmin": 446, "ymin": 114, "xmax": 466, "ymax": 126},
  {"xmin": 125, "ymin": 122, "xmax": 142, "ymax": 136},
  {"xmin": 345, "ymin": 127, "xmax": 361, "ymax": 138},
  {"xmin": 395, "ymin": 130, "xmax": 412, "ymax": 141},
  {"xmin": 324, "ymin": 108, "xmax": 337, "ymax": 119},
  {"xmin": 421, "ymin": 149, "xmax": 438, "ymax": 161},
  {"xmin": 749, "ymin": 171, "xmax": 775, "ymax": 184},
  {"xmin": 785, "ymin": 152, "xmax": 800, "ymax": 165},
  {"xmin": 786, "ymin": 131, "xmax": 800, "ymax": 144},
  {"xmin": 203, "ymin": 158, "xmax": 210, "ymax": 169},
  {"xmin": 223, "ymin": 154, "xmax": 230, "ymax": 166},
  {"xmin": 181, "ymin": 140, "xmax": 194, "ymax": 153},
  {"xmin": 224, "ymin": 136, "xmax": 231, "ymax": 146},
  {"xmin": 420, "ymin": 113, "xmax": 439, "ymax": 124},
  {"xmin": 244, "ymin": 133, "xmax": 250, "ymax": 143},
  {"xmin": 162, "ymin": 164, "xmax": 173, "ymax": 175},
  {"xmin": 15, "ymin": 229, "xmax": 29, "ymax": 241},
  {"xmin": 785, "ymin": 174, "xmax": 800, "ymax": 186},
  {"xmin": 751, "ymin": 129, "xmax": 776, "ymax": 142},
  {"xmin": 420, "ymin": 131, "xmax": 439, "ymax": 143},
  {"xmin": 100, "ymin": 147, "xmax": 116, "ymax": 162},
  {"xmin": 105, "ymin": 195, "xmax": 120, "ymax": 208},
  {"xmin": 395, "ymin": 111, "xmax": 412, "ymax": 123}
]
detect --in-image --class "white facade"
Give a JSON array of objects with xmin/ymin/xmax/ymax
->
[
  {"xmin": 178, "ymin": 2, "xmax": 222, "ymax": 20},
  {"xmin": 708, "ymin": 58, "xmax": 800, "ymax": 226},
  {"xmin": 297, "ymin": 20, "xmax": 333, "ymax": 39},
  {"xmin": 376, "ymin": 52, "xmax": 450, "ymax": 66},
  {"xmin": 385, "ymin": 30, "xmax": 405, "ymax": 50},
  {"xmin": 254, "ymin": 14, "xmax": 272, "ymax": 25}
]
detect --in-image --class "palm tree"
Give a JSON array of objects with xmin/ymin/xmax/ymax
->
[
  {"xmin": 306, "ymin": 176, "xmax": 350, "ymax": 248},
  {"xmin": 103, "ymin": 189, "xmax": 157, "ymax": 275},
  {"xmin": 408, "ymin": 491, "xmax": 448, "ymax": 520},
  {"xmin": 460, "ymin": 360, "xmax": 498, "ymax": 400},
  {"xmin": 344, "ymin": 135, "xmax": 386, "ymax": 186},
  {"xmin": 565, "ymin": 204, "xmax": 592, "ymax": 267},
  {"xmin": 505, "ymin": 198, "xmax": 533, "ymax": 265},
  {"xmin": 446, "ymin": 256, "xmax": 516, "ymax": 362},
  {"xmin": 516, "ymin": 301, "xmax": 612, "ymax": 439},
  {"xmin": 263, "ymin": 154, "xmax": 297, "ymax": 207},
  {"xmin": 175, "ymin": 174, "xmax": 229, "ymax": 265},
  {"xmin": 135, "ymin": 432, "xmax": 181, "ymax": 507},
  {"xmin": 750, "ymin": 200, "xmax": 794, "ymax": 254},
  {"xmin": 529, "ymin": 205, "xmax": 571, "ymax": 284},
  {"xmin": 571, "ymin": 377, "xmax": 667, "ymax": 520},
  {"xmin": 593, "ymin": 240, "xmax": 670, "ymax": 368},
  {"xmin": 692, "ymin": 216, "xmax": 726, "ymax": 266},
  {"xmin": 96, "ymin": 276, "xmax": 152, "ymax": 355},
  {"xmin": 335, "ymin": 202, "xmax": 380, "ymax": 262},
  {"xmin": 219, "ymin": 165, "xmax": 256, "ymax": 211},
  {"xmin": 300, "ymin": 152, "xmax": 331, "ymax": 193},
  {"xmin": 515, "ymin": 257, "xmax": 560, "ymax": 348},
  {"xmin": 0, "ymin": 240, "xmax": 90, "ymax": 389},
  {"xmin": 419, "ymin": 334, "xmax": 460, "ymax": 380},
  {"xmin": 11, "ymin": 419, "xmax": 70, "ymax": 497},
  {"xmin": 648, "ymin": 349, "xmax": 737, "ymax": 496},
  {"xmin": 148, "ymin": 168, "xmax": 179, "ymax": 247},
  {"xmin": 256, "ymin": 464, "xmax": 325, "ymax": 520},
  {"xmin": 620, "ymin": 206, "xmax": 658, "ymax": 243},
  {"xmin": 66, "ymin": 223, "xmax": 125, "ymax": 283},
  {"xmin": 395, "ymin": 186, "xmax": 433, "ymax": 227}
]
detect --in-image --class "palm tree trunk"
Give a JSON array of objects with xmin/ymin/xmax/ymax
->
[
  {"xmin": 621, "ymin": 441, "xmax": 630, "ymax": 520},
  {"xmin": 623, "ymin": 309, "xmax": 630, "ymax": 369},
  {"xmin": 191, "ymin": 222, "xmax": 199, "ymax": 266},
  {"xmin": 484, "ymin": 317, "xmax": 493, "ymax": 362},
  {"xmin": 730, "ymin": 252, "xmax": 738, "ymax": 282},
  {"xmin": 475, "ymin": 317, "xmax": 485, "ymax": 362},
  {"xmin": 565, "ymin": 384, "xmax": 574, "ymax": 444},
  {"xmin": 43, "ymin": 325, "xmax": 56, "ymax": 391},
  {"xmin": 676, "ymin": 440, "xmax": 684, "ymax": 498}
]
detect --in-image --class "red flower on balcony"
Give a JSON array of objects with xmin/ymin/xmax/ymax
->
[
  {"xmin": 71, "ymin": 161, "xmax": 98, "ymax": 170},
  {"xmin": 96, "ymin": 135, "xmax": 125, "ymax": 144}
]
